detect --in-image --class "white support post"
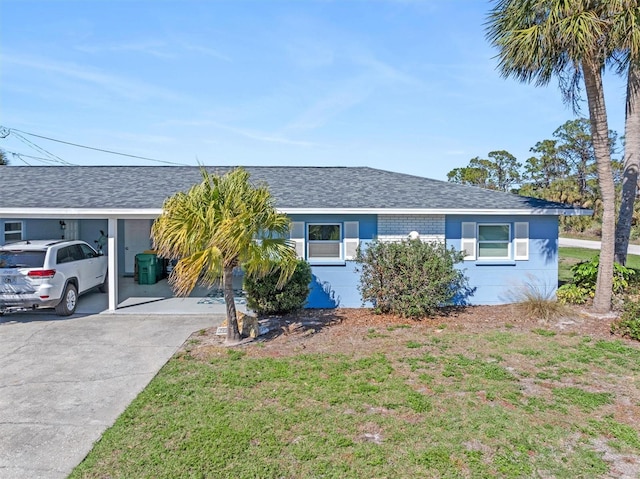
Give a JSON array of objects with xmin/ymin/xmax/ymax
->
[{"xmin": 107, "ymin": 217, "xmax": 118, "ymax": 311}]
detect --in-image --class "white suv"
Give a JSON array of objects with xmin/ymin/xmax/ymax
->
[{"xmin": 0, "ymin": 240, "xmax": 108, "ymax": 316}]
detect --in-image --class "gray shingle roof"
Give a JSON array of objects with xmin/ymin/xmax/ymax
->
[{"xmin": 0, "ymin": 166, "xmax": 586, "ymax": 212}]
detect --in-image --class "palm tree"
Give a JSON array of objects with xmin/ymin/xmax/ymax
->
[
  {"xmin": 611, "ymin": 2, "xmax": 640, "ymax": 265},
  {"xmin": 487, "ymin": 0, "xmax": 617, "ymax": 313},
  {"xmin": 151, "ymin": 167, "xmax": 298, "ymax": 344}
]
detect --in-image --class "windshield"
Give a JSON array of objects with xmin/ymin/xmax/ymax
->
[{"xmin": 0, "ymin": 250, "xmax": 46, "ymax": 268}]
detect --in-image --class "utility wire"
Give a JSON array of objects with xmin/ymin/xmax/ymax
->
[
  {"xmin": 5, "ymin": 126, "xmax": 186, "ymax": 166},
  {"xmin": 4, "ymin": 149, "xmax": 72, "ymax": 166},
  {"xmin": 11, "ymin": 131, "xmax": 74, "ymax": 165}
]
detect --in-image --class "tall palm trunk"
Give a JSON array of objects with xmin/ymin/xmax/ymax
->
[
  {"xmin": 223, "ymin": 266, "xmax": 241, "ymax": 344},
  {"xmin": 584, "ymin": 63, "xmax": 616, "ymax": 313},
  {"xmin": 615, "ymin": 63, "xmax": 640, "ymax": 265}
]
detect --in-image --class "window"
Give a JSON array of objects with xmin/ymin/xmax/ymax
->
[
  {"xmin": 308, "ymin": 224, "xmax": 341, "ymax": 260},
  {"xmin": 290, "ymin": 221, "xmax": 359, "ymax": 262},
  {"xmin": 461, "ymin": 221, "xmax": 530, "ymax": 262},
  {"xmin": 477, "ymin": 224, "xmax": 510, "ymax": 259},
  {"xmin": 3, "ymin": 221, "xmax": 23, "ymax": 243}
]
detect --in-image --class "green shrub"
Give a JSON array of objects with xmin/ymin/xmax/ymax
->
[
  {"xmin": 558, "ymin": 256, "xmax": 635, "ymax": 305},
  {"xmin": 557, "ymin": 283, "xmax": 590, "ymax": 304},
  {"xmin": 355, "ymin": 239, "xmax": 469, "ymax": 318},
  {"xmin": 244, "ymin": 260, "xmax": 312, "ymax": 315},
  {"xmin": 611, "ymin": 299, "xmax": 640, "ymax": 341},
  {"xmin": 571, "ymin": 256, "xmax": 635, "ymax": 294}
]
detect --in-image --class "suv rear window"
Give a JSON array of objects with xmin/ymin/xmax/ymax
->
[{"xmin": 0, "ymin": 251, "xmax": 47, "ymax": 268}]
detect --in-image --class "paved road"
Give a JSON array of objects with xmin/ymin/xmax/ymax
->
[
  {"xmin": 0, "ymin": 311, "xmax": 216, "ymax": 479},
  {"xmin": 559, "ymin": 237, "xmax": 640, "ymax": 256}
]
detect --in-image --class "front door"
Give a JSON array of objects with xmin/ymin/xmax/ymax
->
[{"xmin": 124, "ymin": 220, "xmax": 152, "ymax": 275}]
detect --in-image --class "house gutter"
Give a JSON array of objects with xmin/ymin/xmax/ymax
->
[{"xmin": 0, "ymin": 207, "xmax": 593, "ymax": 218}]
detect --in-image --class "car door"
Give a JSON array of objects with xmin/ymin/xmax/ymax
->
[{"xmin": 77, "ymin": 243, "xmax": 106, "ymax": 292}]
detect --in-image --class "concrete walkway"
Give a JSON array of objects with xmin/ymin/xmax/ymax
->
[
  {"xmin": 0, "ymin": 311, "xmax": 218, "ymax": 479},
  {"xmin": 559, "ymin": 237, "xmax": 640, "ymax": 256}
]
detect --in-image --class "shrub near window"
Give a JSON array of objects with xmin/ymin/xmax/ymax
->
[
  {"xmin": 355, "ymin": 239, "xmax": 468, "ymax": 318},
  {"xmin": 244, "ymin": 260, "xmax": 312, "ymax": 315}
]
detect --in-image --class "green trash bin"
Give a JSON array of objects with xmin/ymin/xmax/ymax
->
[{"xmin": 136, "ymin": 253, "xmax": 158, "ymax": 285}]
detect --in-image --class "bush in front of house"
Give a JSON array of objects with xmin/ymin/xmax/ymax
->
[
  {"xmin": 244, "ymin": 260, "xmax": 312, "ymax": 315},
  {"xmin": 355, "ymin": 238, "xmax": 468, "ymax": 318}
]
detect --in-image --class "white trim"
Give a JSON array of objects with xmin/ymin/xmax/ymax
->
[
  {"xmin": 0, "ymin": 207, "xmax": 593, "ymax": 218},
  {"xmin": 0, "ymin": 208, "xmax": 162, "ymax": 219},
  {"xmin": 107, "ymin": 218, "xmax": 118, "ymax": 311},
  {"xmin": 281, "ymin": 207, "xmax": 591, "ymax": 216}
]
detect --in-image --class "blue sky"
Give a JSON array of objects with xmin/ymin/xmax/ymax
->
[{"xmin": 0, "ymin": 0, "xmax": 628, "ymax": 181}]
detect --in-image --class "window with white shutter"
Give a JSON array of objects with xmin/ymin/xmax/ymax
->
[
  {"xmin": 343, "ymin": 221, "xmax": 359, "ymax": 260},
  {"xmin": 514, "ymin": 222, "xmax": 529, "ymax": 260},
  {"xmin": 461, "ymin": 222, "xmax": 476, "ymax": 260},
  {"xmin": 290, "ymin": 222, "xmax": 305, "ymax": 259}
]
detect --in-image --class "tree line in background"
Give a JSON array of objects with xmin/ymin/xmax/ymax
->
[{"xmin": 446, "ymin": 117, "xmax": 634, "ymax": 239}]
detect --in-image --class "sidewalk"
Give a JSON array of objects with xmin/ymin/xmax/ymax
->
[{"xmin": 558, "ymin": 237, "xmax": 640, "ymax": 256}]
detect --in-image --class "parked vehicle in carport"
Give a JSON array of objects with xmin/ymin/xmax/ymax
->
[{"xmin": 0, "ymin": 239, "xmax": 108, "ymax": 316}]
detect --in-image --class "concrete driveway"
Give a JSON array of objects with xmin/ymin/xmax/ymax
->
[{"xmin": 0, "ymin": 310, "xmax": 217, "ymax": 479}]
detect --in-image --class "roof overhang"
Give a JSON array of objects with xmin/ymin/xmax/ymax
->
[
  {"xmin": 282, "ymin": 207, "xmax": 593, "ymax": 216},
  {"xmin": 0, "ymin": 208, "xmax": 163, "ymax": 219},
  {"xmin": 0, "ymin": 206, "xmax": 593, "ymax": 218}
]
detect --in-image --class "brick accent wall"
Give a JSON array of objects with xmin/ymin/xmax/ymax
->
[{"xmin": 377, "ymin": 215, "xmax": 445, "ymax": 242}]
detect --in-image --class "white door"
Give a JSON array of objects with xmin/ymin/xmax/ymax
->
[{"xmin": 124, "ymin": 220, "xmax": 152, "ymax": 274}]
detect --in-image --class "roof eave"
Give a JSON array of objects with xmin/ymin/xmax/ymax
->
[
  {"xmin": 0, "ymin": 207, "xmax": 593, "ymax": 218},
  {"xmin": 282, "ymin": 207, "xmax": 594, "ymax": 216}
]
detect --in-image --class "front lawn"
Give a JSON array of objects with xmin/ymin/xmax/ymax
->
[{"xmin": 70, "ymin": 314, "xmax": 640, "ymax": 478}]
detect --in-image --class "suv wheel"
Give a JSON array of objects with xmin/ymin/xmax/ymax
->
[{"xmin": 55, "ymin": 284, "xmax": 78, "ymax": 316}]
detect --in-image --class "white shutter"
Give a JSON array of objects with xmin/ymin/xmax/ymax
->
[
  {"xmin": 514, "ymin": 222, "xmax": 529, "ymax": 260},
  {"xmin": 461, "ymin": 222, "xmax": 476, "ymax": 260},
  {"xmin": 290, "ymin": 222, "xmax": 305, "ymax": 259},
  {"xmin": 343, "ymin": 221, "xmax": 359, "ymax": 260}
]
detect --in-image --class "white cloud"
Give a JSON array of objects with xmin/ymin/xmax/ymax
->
[{"xmin": 2, "ymin": 54, "xmax": 186, "ymax": 103}]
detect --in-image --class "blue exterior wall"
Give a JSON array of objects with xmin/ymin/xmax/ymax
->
[
  {"xmin": 4, "ymin": 214, "xmax": 561, "ymax": 308},
  {"xmin": 289, "ymin": 214, "xmax": 377, "ymax": 308},
  {"xmin": 80, "ymin": 220, "xmax": 109, "ymax": 252},
  {"xmin": 446, "ymin": 215, "xmax": 559, "ymax": 305},
  {"xmin": 0, "ymin": 218, "xmax": 108, "ymax": 249}
]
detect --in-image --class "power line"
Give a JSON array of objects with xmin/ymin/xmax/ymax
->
[
  {"xmin": 11, "ymin": 131, "xmax": 74, "ymax": 165},
  {"xmin": 4, "ymin": 149, "xmax": 72, "ymax": 166},
  {"xmin": 4, "ymin": 126, "xmax": 186, "ymax": 166}
]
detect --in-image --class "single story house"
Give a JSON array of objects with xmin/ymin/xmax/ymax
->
[{"xmin": 0, "ymin": 166, "xmax": 590, "ymax": 311}]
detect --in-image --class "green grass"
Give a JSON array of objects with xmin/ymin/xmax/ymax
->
[
  {"xmin": 558, "ymin": 247, "xmax": 640, "ymax": 284},
  {"xmin": 70, "ymin": 330, "xmax": 640, "ymax": 479}
]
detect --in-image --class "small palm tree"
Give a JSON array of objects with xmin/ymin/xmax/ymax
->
[{"xmin": 151, "ymin": 167, "xmax": 297, "ymax": 344}]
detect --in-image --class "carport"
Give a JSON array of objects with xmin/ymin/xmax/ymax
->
[{"xmin": 0, "ymin": 209, "xmax": 162, "ymax": 312}]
